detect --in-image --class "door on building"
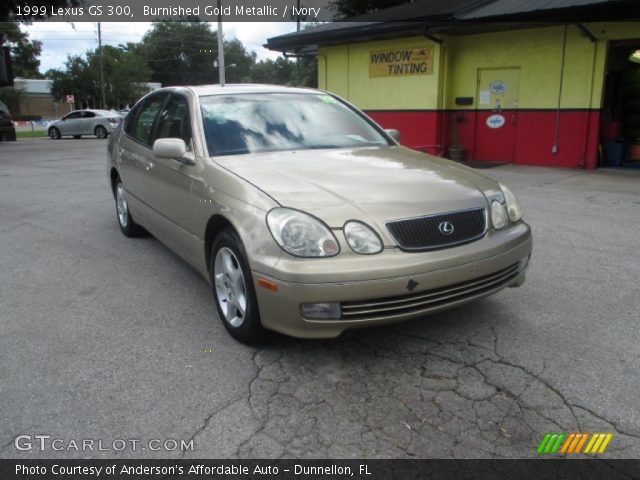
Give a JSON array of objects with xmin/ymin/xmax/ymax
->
[
  {"xmin": 474, "ymin": 67, "xmax": 520, "ymax": 162},
  {"xmin": 601, "ymin": 41, "xmax": 640, "ymax": 168}
]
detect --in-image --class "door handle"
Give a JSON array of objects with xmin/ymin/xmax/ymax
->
[{"xmin": 511, "ymin": 114, "xmax": 517, "ymax": 125}]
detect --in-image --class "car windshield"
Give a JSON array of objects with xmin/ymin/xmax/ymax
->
[{"xmin": 199, "ymin": 92, "xmax": 390, "ymax": 156}]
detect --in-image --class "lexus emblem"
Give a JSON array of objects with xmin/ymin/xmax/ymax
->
[
  {"xmin": 406, "ymin": 279, "xmax": 419, "ymax": 292},
  {"xmin": 438, "ymin": 221, "xmax": 454, "ymax": 235}
]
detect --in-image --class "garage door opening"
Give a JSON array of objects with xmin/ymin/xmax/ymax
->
[{"xmin": 601, "ymin": 40, "xmax": 640, "ymax": 168}]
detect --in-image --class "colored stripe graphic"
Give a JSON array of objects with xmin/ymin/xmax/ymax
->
[
  {"xmin": 540, "ymin": 432, "xmax": 613, "ymax": 455},
  {"xmin": 584, "ymin": 433, "xmax": 613, "ymax": 454},
  {"xmin": 537, "ymin": 433, "xmax": 565, "ymax": 454}
]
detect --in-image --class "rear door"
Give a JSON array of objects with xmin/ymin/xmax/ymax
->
[
  {"xmin": 474, "ymin": 67, "xmax": 520, "ymax": 162},
  {"xmin": 81, "ymin": 111, "xmax": 97, "ymax": 134}
]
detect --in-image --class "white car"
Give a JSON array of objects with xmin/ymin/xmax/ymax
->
[{"xmin": 48, "ymin": 109, "xmax": 121, "ymax": 139}]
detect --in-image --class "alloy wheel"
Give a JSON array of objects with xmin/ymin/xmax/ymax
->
[
  {"xmin": 116, "ymin": 183, "xmax": 129, "ymax": 229},
  {"xmin": 213, "ymin": 247, "xmax": 248, "ymax": 328}
]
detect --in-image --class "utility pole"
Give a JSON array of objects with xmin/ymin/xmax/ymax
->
[
  {"xmin": 216, "ymin": 0, "xmax": 225, "ymax": 87},
  {"xmin": 98, "ymin": 22, "xmax": 106, "ymax": 108}
]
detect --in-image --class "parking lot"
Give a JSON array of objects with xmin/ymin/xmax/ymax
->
[{"xmin": 1, "ymin": 138, "xmax": 639, "ymax": 459}]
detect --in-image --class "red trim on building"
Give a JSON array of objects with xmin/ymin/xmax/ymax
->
[
  {"xmin": 366, "ymin": 110, "xmax": 443, "ymax": 156},
  {"xmin": 366, "ymin": 109, "xmax": 601, "ymax": 169}
]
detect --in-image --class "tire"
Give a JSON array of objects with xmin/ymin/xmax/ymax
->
[
  {"xmin": 73, "ymin": 135, "xmax": 81, "ymax": 139},
  {"xmin": 210, "ymin": 229, "xmax": 265, "ymax": 344},
  {"xmin": 114, "ymin": 177, "xmax": 146, "ymax": 237},
  {"xmin": 48, "ymin": 127, "xmax": 61, "ymax": 139},
  {"xmin": 95, "ymin": 125, "xmax": 108, "ymax": 139}
]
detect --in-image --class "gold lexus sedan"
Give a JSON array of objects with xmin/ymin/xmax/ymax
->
[{"xmin": 107, "ymin": 85, "xmax": 532, "ymax": 343}]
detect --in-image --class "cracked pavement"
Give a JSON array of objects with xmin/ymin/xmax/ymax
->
[{"xmin": 1, "ymin": 139, "xmax": 639, "ymax": 459}]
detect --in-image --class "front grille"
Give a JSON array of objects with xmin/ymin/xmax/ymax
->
[
  {"xmin": 386, "ymin": 208, "xmax": 486, "ymax": 251},
  {"xmin": 341, "ymin": 262, "xmax": 520, "ymax": 320}
]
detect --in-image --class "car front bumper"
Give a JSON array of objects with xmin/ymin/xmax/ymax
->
[{"xmin": 252, "ymin": 222, "xmax": 532, "ymax": 338}]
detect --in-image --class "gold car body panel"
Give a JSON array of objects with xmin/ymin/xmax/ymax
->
[{"xmin": 108, "ymin": 84, "xmax": 532, "ymax": 339}]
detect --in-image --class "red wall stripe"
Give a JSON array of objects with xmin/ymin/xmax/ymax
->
[{"xmin": 365, "ymin": 109, "xmax": 601, "ymax": 169}]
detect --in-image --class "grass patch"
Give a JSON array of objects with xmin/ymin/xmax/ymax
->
[{"xmin": 16, "ymin": 130, "xmax": 48, "ymax": 138}]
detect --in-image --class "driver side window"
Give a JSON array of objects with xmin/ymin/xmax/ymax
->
[
  {"xmin": 124, "ymin": 93, "xmax": 167, "ymax": 146},
  {"xmin": 154, "ymin": 94, "xmax": 193, "ymax": 149}
]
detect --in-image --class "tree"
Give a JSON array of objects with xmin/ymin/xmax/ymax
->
[
  {"xmin": 140, "ymin": 21, "xmax": 257, "ymax": 86},
  {"xmin": 0, "ymin": 83, "xmax": 24, "ymax": 113},
  {"xmin": 88, "ymin": 44, "xmax": 151, "ymax": 109},
  {"xmin": 330, "ymin": 0, "xmax": 411, "ymax": 18},
  {"xmin": 49, "ymin": 44, "xmax": 151, "ymax": 109},
  {"xmin": 249, "ymin": 56, "xmax": 317, "ymax": 88},
  {"xmin": 0, "ymin": 22, "xmax": 43, "ymax": 78}
]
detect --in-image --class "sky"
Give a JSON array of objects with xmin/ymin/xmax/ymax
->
[{"xmin": 23, "ymin": 22, "xmax": 296, "ymax": 74}]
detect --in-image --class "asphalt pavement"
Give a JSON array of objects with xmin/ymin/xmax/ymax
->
[{"xmin": 1, "ymin": 138, "xmax": 639, "ymax": 459}]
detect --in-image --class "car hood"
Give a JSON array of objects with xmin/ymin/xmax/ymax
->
[{"xmin": 216, "ymin": 146, "xmax": 500, "ymax": 241}]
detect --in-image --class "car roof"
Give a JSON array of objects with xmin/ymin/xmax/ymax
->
[
  {"xmin": 68, "ymin": 109, "xmax": 115, "ymax": 115},
  {"xmin": 159, "ymin": 84, "xmax": 321, "ymax": 97},
  {"xmin": 89, "ymin": 109, "xmax": 117, "ymax": 115}
]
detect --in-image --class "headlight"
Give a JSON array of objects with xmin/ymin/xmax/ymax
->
[
  {"xmin": 344, "ymin": 221, "xmax": 383, "ymax": 254},
  {"xmin": 266, "ymin": 208, "xmax": 339, "ymax": 257},
  {"xmin": 491, "ymin": 200, "xmax": 507, "ymax": 230},
  {"xmin": 499, "ymin": 183, "xmax": 522, "ymax": 222}
]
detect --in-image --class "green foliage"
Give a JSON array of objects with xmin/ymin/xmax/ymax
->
[
  {"xmin": 139, "ymin": 21, "xmax": 259, "ymax": 86},
  {"xmin": 0, "ymin": 85, "xmax": 24, "ymax": 113},
  {"xmin": 0, "ymin": 22, "xmax": 43, "ymax": 78},
  {"xmin": 251, "ymin": 56, "xmax": 317, "ymax": 88},
  {"xmin": 330, "ymin": 0, "xmax": 411, "ymax": 18},
  {"xmin": 140, "ymin": 21, "xmax": 218, "ymax": 86},
  {"xmin": 2, "ymin": 18, "xmax": 320, "ymax": 103},
  {"xmin": 49, "ymin": 44, "xmax": 151, "ymax": 109}
]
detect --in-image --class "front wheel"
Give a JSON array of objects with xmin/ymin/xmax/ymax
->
[
  {"xmin": 95, "ymin": 125, "xmax": 107, "ymax": 139},
  {"xmin": 211, "ymin": 229, "xmax": 265, "ymax": 344},
  {"xmin": 114, "ymin": 178, "xmax": 145, "ymax": 237},
  {"xmin": 48, "ymin": 127, "xmax": 61, "ymax": 139}
]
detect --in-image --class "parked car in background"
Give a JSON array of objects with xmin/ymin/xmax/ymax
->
[
  {"xmin": 0, "ymin": 100, "xmax": 17, "ymax": 142},
  {"xmin": 107, "ymin": 85, "xmax": 532, "ymax": 344},
  {"xmin": 48, "ymin": 109, "xmax": 121, "ymax": 139}
]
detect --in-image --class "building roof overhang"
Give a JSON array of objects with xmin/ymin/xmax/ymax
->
[{"xmin": 265, "ymin": 0, "xmax": 640, "ymax": 55}]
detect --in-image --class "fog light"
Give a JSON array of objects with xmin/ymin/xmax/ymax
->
[
  {"xmin": 300, "ymin": 302, "xmax": 341, "ymax": 320},
  {"xmin": 518, "ymin": 255, "xmax": 530, "ymax": 273}
]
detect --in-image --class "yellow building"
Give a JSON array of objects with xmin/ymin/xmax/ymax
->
[{"xmin": 267, "ymin": 1, "xmax": 640, "ymax": 168}]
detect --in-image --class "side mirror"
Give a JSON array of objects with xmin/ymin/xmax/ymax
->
[
  {"xmin": 153, "ymin": 138, "xmax": 194, "ymax": 165},
  {"xmin": 385, "ymin": 129, "xmax": 401, "ymax": 143}
]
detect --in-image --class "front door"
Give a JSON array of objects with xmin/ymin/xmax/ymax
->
[
  {"xmin": 474, "ymin": 67, "xmax": 520, "ymax": 162},
  {"xmin": 59, "ymin": 111, "xmax": 83, "ymax": 135}
]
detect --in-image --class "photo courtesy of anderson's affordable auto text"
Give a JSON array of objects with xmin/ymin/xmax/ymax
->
[{"xmin": 1, "ymin": 0, "xmax": 640, "ymax": 479}]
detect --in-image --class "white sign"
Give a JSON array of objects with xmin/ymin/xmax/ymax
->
[
  {"xmin": 489, "ymin": 80, "xmax": 508, "ymax": 95},
  {"xmin": 486, "ymin": 114, "xmax": 506, "ymax": 129},
  {"xmin": 479, "ymin": 90, "xmax": 490, "ymax": 105},
  {"xmin": 66, "ymin": 95, "xmax": 75, "ymax": 104}
]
